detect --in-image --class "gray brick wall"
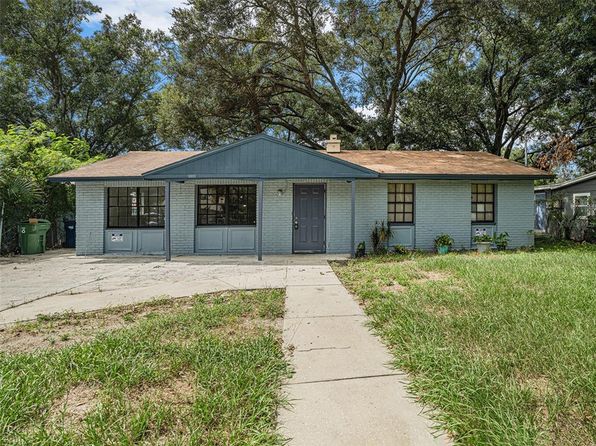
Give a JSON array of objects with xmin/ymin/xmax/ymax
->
[
  {"xmin": 497, "ymin": 180, "xmax": 535, "ymax": 248},
  {"xmin": 415, "ymin": 180, "xmax": 472, "ymax": 250},
  {"xmin": 75, "ymin": 183, "xmax": 105, "ymax": 255},
  {"xmin": 354, "ymin": 180, "xmax": 388, "ymax": 251},
  {"xmin": 170, "ymin": 182, "xmax": 195, "ymax": 254},
  {"xmin": 75, "ymin": 178, "xmax": 534, "ymax": 256}
]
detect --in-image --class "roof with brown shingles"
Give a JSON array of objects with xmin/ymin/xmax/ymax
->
[
  {"xmin": 326, "ymin": 150, "xmax": 548, "ymax": 177},
  {"xmin": 50, "ymin": 151, "xmax": 200, "ymax": 180},
  {"xmin": 50, "ymin": 146, "xmax": 550, "ymax": 180}
]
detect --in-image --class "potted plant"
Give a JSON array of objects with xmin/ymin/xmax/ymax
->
[
  {"xmin": 473, "ymin": 233, "xmax": 493, "ymax": 253},
  {"xmin": 434, "ymin": 233, "xmax": 453, "ymax": 254},
  {"xmin": 493, "ymin": 232, "xmax": 509, "ymax": 250}
]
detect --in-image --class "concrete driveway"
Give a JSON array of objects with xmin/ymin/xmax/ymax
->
[{"xmin": 0, "ymin": 249, "xmax": 346, "ymax": 325}]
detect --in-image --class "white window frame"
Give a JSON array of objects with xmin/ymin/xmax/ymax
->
[{"xmin": 572, "ymin": 192, "xmax": 592, "ymax": 218}]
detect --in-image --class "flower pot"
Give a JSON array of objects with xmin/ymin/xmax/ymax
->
[
  {"xmin": 437, "ymin": 245, "xmax": 449, "ymax": 255},
  {"xmin": 476, "ymin": 242, "xmax": 492, "ymax": 253}
]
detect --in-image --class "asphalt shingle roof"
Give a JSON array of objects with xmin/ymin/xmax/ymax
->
[{"xmin": 49, "ymin": 147, "xmax": 549, "ymax": 180}]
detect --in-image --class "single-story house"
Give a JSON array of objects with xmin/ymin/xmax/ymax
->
[
  {"xmin": 534, "ymin": 171, "xmax": 596, "ymax": 231},
  {"xmin": 49, "ymin": 134, "xmax": 550, "ymax": 259}
]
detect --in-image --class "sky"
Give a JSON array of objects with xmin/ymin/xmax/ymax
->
[{"xmin": 84, "ymin": 0, "xmax": 186, "ymax": 34}]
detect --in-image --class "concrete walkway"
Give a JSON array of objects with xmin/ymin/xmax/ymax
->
[{"xmin": 279, "ymin": 266, "xmax": 449, "ymax": 445}]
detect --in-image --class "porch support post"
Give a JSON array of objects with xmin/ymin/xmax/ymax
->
[
  {"xmin": 165, "ymin": 180, "xmax": 171, "ymax": 261},
  {"xmin": 350, "ymin": 179, "xmax": 356, "ymax": 258},
  {"xmin": 257, "ymin": 178, "xmax": 264, "ymax": 261}
]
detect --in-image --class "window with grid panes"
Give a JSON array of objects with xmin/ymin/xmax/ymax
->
[
  {"xmin": 388, "ymin": 183, "xmax": 414, "ymax": 224},
  {"xmin": 107, "ymin": 187, "xmax": 165, "ymax": 228},
  {"xmin": 471, "ymin": 184, "xmax": 495, "ymax": 223},
  {"xmin": 197, "ymin": 185, "xmax": 256, "ymax": 225}
]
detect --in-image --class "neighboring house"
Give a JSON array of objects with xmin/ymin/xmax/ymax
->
[
  {"xmin": 49, "ymin": 134, "xmax": 550, "ymax": 259},
  {"xmin": 534, "ymin": 171, "xmax": 596, "ymax": 231}
]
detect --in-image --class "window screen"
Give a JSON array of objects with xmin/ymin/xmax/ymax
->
[
  {"xmin": 388, "ymin": 183, "xmax": 414, "ymax": 224},
  {"xmin": 471, "ymin": 184, "xmax": 495, "ymax": 223},
  {"xmin": 198, "ymin": 185, "xmax": 256, "ymax": 225},
  {"xmin": 107, "ymin": 187, "xmax": 165, "ymax": 228}
]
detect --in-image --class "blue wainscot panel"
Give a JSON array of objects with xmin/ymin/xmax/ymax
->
[
  {"xmin": 471, "ymin": 224, "xmax": 496, "ymax": 246},
  {"xmin": 105, "ymin": 229, "xmax": 134, "ymax": 252},
  {"xmin": 104, "ymin": 229, "xmax": 164, "ymax": 254},
  {"xmin": 195, "ymin": 227, "xmax": 256, "ymax": 254},
  {"xmin": 390, "ymin": 225, "xmax": 415, "ymax": 248}
]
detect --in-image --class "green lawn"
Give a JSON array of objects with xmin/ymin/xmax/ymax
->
[
  {"xmin": 0, "ymin": 289, "xmax": 290, "ymax": 446},
  {"xmin": 332, "ymin": 240, "xmax": 596, "ymax": 445}
]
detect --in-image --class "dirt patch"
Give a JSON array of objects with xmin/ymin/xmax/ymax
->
[
  {"xmin": 129, "ymin": 371, "xmax": 196, "ymax": 407},
  {"xmin": 381, "ymin": 282, "xmax": 407, "ymax": 294},
  {"xmin": 412, "ymin": 270, "xmax": 450, "ymax": 284},
  {"xmin": 0, "ymin": 297, "xmax": 195, "ymax": 354},
  {"xmin": 213, "ymin": 316, "xmax": 279, "ymax": 339},
  {"xmin": 50, "ymin": 383, "xmax": 99, "ymax": 429}
]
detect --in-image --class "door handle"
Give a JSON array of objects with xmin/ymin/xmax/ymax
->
[{"xmin": 293, "ymin": 217, "xmax": 299, "ymax": 230}]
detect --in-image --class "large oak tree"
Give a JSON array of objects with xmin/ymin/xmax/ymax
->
[
  {"xmin": 0, "ymin": 0, "xmax": 168, "ymax": 156},
  {"xmin": 162, "ymin": 0, "xmax": 464, "ymax": 149}
]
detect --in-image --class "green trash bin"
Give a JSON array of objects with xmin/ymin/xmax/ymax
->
[{"xmin": 18, "ymin": 218, "xmax": 51, "ymax": 255}]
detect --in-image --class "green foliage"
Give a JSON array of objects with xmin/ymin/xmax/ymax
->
[
  {"xmin": 399, "ymin": 0, "xmax": 594, "ymax": 166},
  {"xmin": 334, "ymin": 244, "xmax": 596, "ymax": 444},
  {"xmin": 370, "ymin": 221, "xmax": 392, "ymax": 254},
  {"xmin": 473, "ymin": 233, "xmax": 493, "ymax": 243},
  {"xmin": 0, "ymin": 122, "xmax": 102, "ymax": 253},
  {"xmin": 434, "ymin": 233, "xmax": 454, "ymax": 248},
  {"xmin": 493, "ymin": 232, "xmax": 510, "ymax": 250},
  {"xmin": 545, "ymin": 193, "xmax": 595, "ymax": 242},
  {"xmin": 0, "ymin": 0, "xmax": 168, "ymax": 156},
  {"xmin": 586, "ymin": 215, "xmax": 596, "ymax": 243},
  {"xmin": 355, "ymin": 241, "xmax": 366, "ymax": 258},
  {"xmin": 162, "ymin": 0, "xmax": 464, "ymax": 149},
  {"xmin": 393, "ymin": 244, "xmax": 409, "ymax": 255}
]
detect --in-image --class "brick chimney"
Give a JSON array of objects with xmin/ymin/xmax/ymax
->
[{"xmin": 326, "ymin": 134, "xmax": 341, "ymax": 153}]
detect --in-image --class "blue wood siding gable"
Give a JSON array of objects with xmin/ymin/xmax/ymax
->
[{"xmin": 143, "ymin": 134, "xmax": 378, "ymax": 180}]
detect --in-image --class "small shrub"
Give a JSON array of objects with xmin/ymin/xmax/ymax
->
[
  {"xmin": 355, "ymin": 241, "xmax": 366, "ymax": 258},
  {"xmin": 393, "ymin": 244, "xmax": 409, "ymax": 255},
  {"xmin": 586, "ymin": 215, "xmax": 596, "ymax": 243},
  {"xmin": 493, "ymin": 232, "xmax": 510, "ymax": 250}
]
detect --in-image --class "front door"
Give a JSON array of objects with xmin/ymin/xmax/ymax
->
[{"xmin": 293, "ymin": 184, "xmax": 326, "ymax": 253}]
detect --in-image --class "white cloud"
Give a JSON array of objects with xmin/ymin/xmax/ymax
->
[{"xmin": 91, "ymin": 0, "xmax": 186, "ymax": 32}]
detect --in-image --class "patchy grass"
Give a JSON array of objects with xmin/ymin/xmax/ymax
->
[
  {"xmin": 0, "ymin": 289, "xmax": 290, "ymax": 445},
  {"xmin": 332, "ymin": 241, "xmax": 596, "ymax": 445}
]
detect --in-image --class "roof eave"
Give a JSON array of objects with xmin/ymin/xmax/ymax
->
[
  {"xmin": 378, "ymin": 173, "xmax": 553, "ymax": 180},
  {"xmin": 47, "ymin": 175, "xmax": 148, "ymax": 183}
]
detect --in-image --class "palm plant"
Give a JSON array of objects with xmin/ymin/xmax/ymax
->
[
  {"xmin": 0, "ymin": 172, "xmax": 42, "ymax": 253},
  {"xmin": 370, "ymin": 221, "xmax": 393, "ymax": 254}
]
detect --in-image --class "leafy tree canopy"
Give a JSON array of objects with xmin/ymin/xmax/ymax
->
[
  {"xmin": 0, "ymin": 0, "xmax": 169, "ymax": 156},
  {"xmin": 393, "ymin": 0, "xmax": 595, "ymax": 165},
  {"xmin": 160, "ymin": 0, "xmax": 594, "ymax": 175},
  {"xmin": 0, "ymin": 122, "xmax": 103, "ymax": 252},
  {"xmin": 161, "ymin": 0, "xmax": 466, "ymax": 149}
]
